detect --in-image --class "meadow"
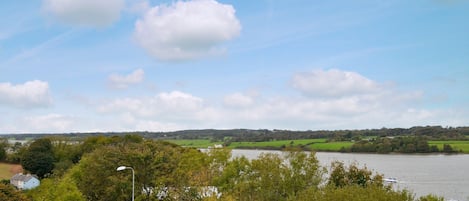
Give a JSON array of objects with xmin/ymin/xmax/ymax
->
[
  {"xmin": 429, "ymin": 141, "xmax": 469, "ymax": 153},
  {"xmin": 167, "ymin": 138, "xmax": 354, "ymax": 151},
  {"xmin": 0, "ymin": 163, "xmax": 22, "ymax": 180},
  {"xmin": 165, "ymin": 139, "xmax": 214, "ymax": 148},
  {"xmin": 167, "ymin": 139, "xmax": 469, "ymax": 153}
]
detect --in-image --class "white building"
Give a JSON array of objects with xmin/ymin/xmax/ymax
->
[{"xmin": 10, "ymin": 173, "xmax": 40, "ymax": 190}]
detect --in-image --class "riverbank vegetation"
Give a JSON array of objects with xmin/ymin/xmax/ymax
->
[{"xmin": 0, "ymin": 135, "xmax": 448, "ymax": 200}]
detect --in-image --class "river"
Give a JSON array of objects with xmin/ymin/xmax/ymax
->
[{"xmin": 231, "ymin": 149, "xmax": 469, "ymax": 201}]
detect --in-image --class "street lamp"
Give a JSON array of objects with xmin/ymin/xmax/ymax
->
[{"xmin": 117, "ymin": 166, "xmax": 135, "ymax": 201}]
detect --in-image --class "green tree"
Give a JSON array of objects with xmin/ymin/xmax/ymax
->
[
  {"xmin": 26, "ymin": 174, "xmax": 85, "ymax": 201},
  {"xmin": 328, "ymin": 161, "xmax": 383, "ymax": 188},
  {"xmin": 215, "ymin": 150, "xmax": 324, "ymax": 201},
  {"xmin": 0, "ymin": 183, "xmax": 30, "ymax": 201},
  {"xmin": 283, "ymin": 150, "xmax": 324, "ymax": 198},
  {"xmin": 21, "ymin": 138, "xmax": 55, "ymax": 178},
  {"xmin": 442, "ymin": 144, "xmax": 456, "ymax": 153},
  {"xmin": 70, "ymin": 138, "xmax": 200, "ymax": 201}
]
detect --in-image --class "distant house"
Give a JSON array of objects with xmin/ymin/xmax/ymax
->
[
  {"xmin": 10, "ymin": 173, "xmax": 40, "ymax": 190},
  {"xmin": 207, "ymin": 144, "xmax": 223, "ymax": 149}
]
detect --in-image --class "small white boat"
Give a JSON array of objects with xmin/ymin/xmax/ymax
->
[{"xmin": 384, "ymin": 177, "xmax": 398, "ymax": 183}]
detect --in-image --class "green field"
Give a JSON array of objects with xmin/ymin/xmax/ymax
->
[
  {"xmin": 166, "ymin": 138, "xmax": 353, "ymax": 151},
  {"xmin": 166, "ymin": 139, "xmax": 469, "ymax": 153},
  {"xmin": 228, "ymin": 139, "xmax": 325, "ymax": 148},
  {"xmin": 0, "ymin": 163, "xmax": 22, "ymax": 180},
  {"xmin": 309, "ymin": 141, "xmax": 354, "ymax": 151},
  {"xmin": 429, "ymin": 141, "xmax": 469, "ymax": 153},
  {"xmin": 165, "ymin": 139, "xmax": 215, "ymax": 148}
]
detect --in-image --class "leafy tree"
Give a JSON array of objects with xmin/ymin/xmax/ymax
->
[
  {"xmin": 21, "ymin": 138, "xmax": 55, "ymax": 178},
  {"xmin": 26, "ymin": 174, "xmax": 85, "ymax": 201},
  {"xmin": 328, "ymin": 161, "xmax": 383, "ymax": 188},
  {"xmin": 0, "ymin": 183, "xmax": 30, "ymax": 201},
  {"xmin": 442, "ymin": 144, "xmax": 457, "ymax": 153},
  {"xmin": 70, "ymin": 138, "xmax": 199, "ymax": 201},
  {"xmin": 0, "ymin": 139, "xmax": 8, "ymax": 162},
  {"xmin": 283, "ymin": 150, "xmax": 324, "ymax": 197},
  {"xmin": 215, "ymin": 150, "xmax": 324, "ymax": 201}
]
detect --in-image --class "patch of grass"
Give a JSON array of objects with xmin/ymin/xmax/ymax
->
[
  {"xmin": 166, "ymin": 138, "xmax": 354, "ymax": 152},
  {"xmin": 429, "ymin": 141, "xmax": 469, "ymax": 153},
  {"xmin": 309, "ymin": 141, "xmax": 354, "ymax": 151},
  {"xmin": 228, "ymin": 139, "xmax": 327, "ymax": 149},
  {"xmin": 165, "ymin": 139, "xmax": 216, "ymax": 148},
  {"xmin": 0, "ymin": 163, "xmax": 22, "ymax": 180}
]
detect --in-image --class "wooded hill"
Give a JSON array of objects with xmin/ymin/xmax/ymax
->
[{"xmin": 2, "ymin": 126, "xmax": 469, "ymax": 142}]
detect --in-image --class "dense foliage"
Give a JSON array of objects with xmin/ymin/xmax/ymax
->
[
  {"xmin": 20, "ymin": 138, "xmax": 55, "ymax": 178},
  {"xmin": 345, "ymin": 136, "xmax": 458, "ymax": 153},
  {"xmin": 0, "ymin": 135, "xmax": 448, "ymax": 200},
  {"xmin": 0, "ymin": 183, "xmax": 30, "ymax": 201}
]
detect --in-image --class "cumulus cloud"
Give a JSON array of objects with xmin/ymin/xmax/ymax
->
[
  {"xmin": 108, "ymin": 69, "xmax": 144, "ymax": 89},
  {"xmin": 224, "ymin": 93, "xmax": 254, "ymax": 108},
  {"xmin": 134, "ymin": 0, "xmax": 241, "ymax": 61},
  {"xmin": 94, "ymin": 69, "xmax": 435, "ymax": 131},
  {"xmin": 135, "ymin": 120, "xmax": 185, "ymax": 132},
  {"xmin": 291, "ymin": 69, "xmax": 380, "ymax": 97},
  {"xmin": 0, "ymin": 80, "xmax": 52, "ymax": 108},
  {"xmin": 20, "ymin": 114, "xmax": 74, "ymax": 133},
  {"xmin": 42, "ymin": 0, "xmax": 125, "ymax": 27},
  {"xmin": 98, "ymin": 91, "xmax": 216, "ymax": 121}
]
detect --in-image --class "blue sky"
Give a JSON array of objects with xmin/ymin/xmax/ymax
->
[{"xmin": 0, "ymin": 0, "xmax": 468, "ymax": 133}]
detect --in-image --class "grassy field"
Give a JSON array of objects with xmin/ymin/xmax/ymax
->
[
  {"xmin": 309, "ymin": 141, "xmax": 354, "ymax": 151},
  {"xmin": 0, "ymin": 163, "xmax": 22, "ymax": 180},
  {"xmin": 228, "ymin": 139, "xmax": 326, "ymax": 149},
  {"xmin": 165, "ymin": 139, "xmax": 215, "ymax": 148},
  {"xmin": 166, "ymin": 139, "xmax": 469, "ymax": 153},
  {"xmin": 429, "ymin": 141, "xmax": 469, "ymax": 153},
  {"xmin": 166, "ymin": 138, "xmax": 353, "ymax": 152}
]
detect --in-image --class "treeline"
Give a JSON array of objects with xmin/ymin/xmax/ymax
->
[
  {"xmin": 0, "ymin": 135, "xmax": 446, "ymax": 201},
  {"xmin": 2, "ymin": 126, "xmax": 469, "ymax": 142},
  {"xmin": 342, "ymin": 136, "xmax": 459, "ymax": 154}
]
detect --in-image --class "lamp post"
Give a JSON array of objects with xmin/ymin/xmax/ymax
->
[{"xmin": 117, "ymin": 166, "xmax": 135, "ymax": 201}]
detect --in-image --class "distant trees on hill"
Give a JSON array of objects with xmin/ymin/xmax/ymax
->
[
  {"xmin": 343, "ymin": 136, "xmax": 458, "ymax": 154},
  {"xmin": 2, "ymin": 126, "xmax": 468, "ymax": 143}
]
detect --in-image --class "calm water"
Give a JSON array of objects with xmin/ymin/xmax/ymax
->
[{"xmin": 231, "ymin": 149, "xmax": 469, "ymax": 201}]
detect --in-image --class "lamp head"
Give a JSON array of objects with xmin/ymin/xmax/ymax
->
[{"xmin": 116, "ymin": 166, "xmax": 127, "ymax": 171}]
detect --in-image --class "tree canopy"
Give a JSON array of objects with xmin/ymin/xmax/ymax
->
[{"xmin": 3, "ymin": 135, "xmax": 446, "ymax": 201}]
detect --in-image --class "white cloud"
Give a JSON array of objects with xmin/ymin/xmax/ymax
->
[
  {"xmin": 2, "ymin": 69, "xmax": 456, "ymax": 133},
  {"xmin": 135, "ymin": 120, "xmax": 185, "ymax": 132},
  {"xmin": 108, "ymin": 69, "xmax": 144, "ymax": 89},
  {"xmin": 291, "ymin": 69, "xmax": 380, "ymax": 97},
  {"xmin": 224, "ymin": 93, "xmax": 254, "ymax": 108},
  {"xmin": 92, "ymin": 69, "xmax": 446, "ymax": 131},
  {"xmin": 98, "ymin": 91, "xmax": 217, "ymax": 121},
  {"xmin": 0, "ymin": 80, "xmax": 52, "ymax": 108},
  {"xmin": 23, "ymin": 114, "xmax": 74, "ymax": 133},
  {"xmin": 96, "ymin": 90, "xmax": 224, "ymax": 131},
  {"xmin": 42, "ymin": 0, "xmax": 125, "ymax": 27},
  {"xmin": 134, "ymin": 0, "xmax": 241, "ymax": 61}
]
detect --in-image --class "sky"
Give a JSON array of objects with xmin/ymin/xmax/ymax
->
[{"xmin": 0, "ymin": 0, "xmax": 468, "ymax": 133}]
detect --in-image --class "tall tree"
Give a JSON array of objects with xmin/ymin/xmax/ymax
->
[{"xmin": 21, "ymin": 138, "xmax": 55, "ymax": 178}]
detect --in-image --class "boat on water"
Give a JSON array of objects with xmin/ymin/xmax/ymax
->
[{"xmin": 383, "ymin": 177, "xmax": 398, "ymax": 183}]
